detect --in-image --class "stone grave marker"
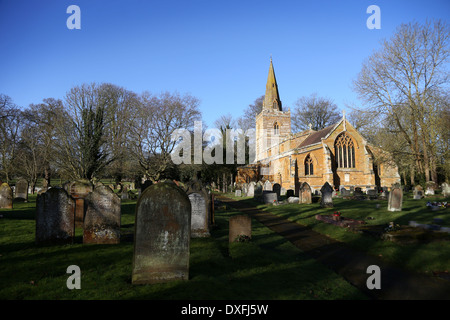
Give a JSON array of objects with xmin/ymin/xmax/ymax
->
[
  {"xmin": 0, "ymin": 183, "xmax": 13, "ymax": 209},
  {"xmin": 263, "ymin": 180, "xmax": 272, "ymax": 191},
  {"xmin": 272, "ymin": 183, "xmax": 281, "ymax": 198},
  {"xmin": 341, "ymin": 188, "xmax": 351, "ymax": 198},
  {"xmin": 121, "ymin": 184, "xmax": 129, "ymax": 200},
  {"xmin": 235, "ymin": 189, "xmax": 242, "ymax": 197},
  {"xmin": 35, "ymin": 187, "xmax": 75, "ymax": 244},
  {"xmin": 354, "ymin": 187, "xmax": 365, "ymax": 200},
  {"xmin": 254, "ymin": 181, "xmax": 263, "ymax": 199},
  {"xmin": 413, "ymin": 185, "xmax": 424, "ymax": 199},
  {"xmin": 286, "ymin": 189, "xmax": 295, "ymax": 198},
  {"xmin": 388, "ymin": 185, "xmax": 403, "ymax": 212},
  {"xmin": 280, "ymin": 187, "xmax": 286, "ymax": 196},
  {"xmin": 320, "ymin": 182, "xmax": 334, "ymax": 208},
  {"xmin": 188, "ymin": 192, "xmax": 210, "ymax": 238},
  {"xmin": 83, "ymin": 185, "xmax": 121, "ymax": 244},
  {"xmin": 442, "ymin": 183, "xmax": 450, "ymax": 197},
  {"xmin": 300, "ymin": 182, "xmax": 312, "ymax": 204},
  {"xmin": 14, "ymin": 178, "xmax": 28, "ymax": 202},
  {"xmin": 367, "ymin": 189, "xmax": 378, "ymax": 200},
  {"xmin": 70, "ymin": 179, "xmax": 93, "ymax": 227},
  {"xmin": 247, "ymin": 182, "xmax": 255, "ymax": 197},
  {"xmin": 229, "ymin": 215, "xmax": 251, "ymax": 243},
  {"xmin": 132, "ymin": 181, "xmax": 191, "ymax": 284},
  {"xmin": 425, "ymin": 181, "xmax": 436, "ymax": 196},
  {"xmin": 263, "ymin": 191, "xmax": 278, "ymax": 204}
]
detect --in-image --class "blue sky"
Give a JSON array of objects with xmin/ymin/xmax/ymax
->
[{"xmin": 1, "ymin": 0, "xmax": 449, "ymax": 128}]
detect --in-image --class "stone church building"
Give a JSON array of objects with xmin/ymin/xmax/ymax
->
[{"xmin": 236, "ymin": 59, "xmax": 400, "ymax": 193}]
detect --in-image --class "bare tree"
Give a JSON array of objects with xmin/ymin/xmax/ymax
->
[
  {"xmin": 353, "ymin": 19, "xmax": 450, "ymax": 183},
  {"xmin": 237, "ymin": 95, "xmax": 264, "ymax": 131},
  {"xmin": 291, "ymin": 93, "xmax": 341, "ymax": 132}
]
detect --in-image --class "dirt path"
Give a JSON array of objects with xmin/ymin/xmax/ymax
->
[{"xmin": 216, "ymin": 195, "xmax": 450, "ymax": 300}]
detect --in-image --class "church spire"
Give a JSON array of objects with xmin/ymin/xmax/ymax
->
[{"xmin": 263, "ymin": 57, "xmax": 282, "ymax": 111}]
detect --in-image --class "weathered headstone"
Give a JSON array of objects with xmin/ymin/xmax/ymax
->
[
  {"xmin": 35, "ymin": 187, "xmax": 75, "ymax": 244},
  {"xmin": 229, "ymin": 215, "xmax": 251, "ymax": 243},
  {"xmin": 442, "ymin": 183, "xmax": 450, "ymax": 197},
  {"xmin": 247, "ymin": 182, "xmax": 255, "ymax": 197},
  {"xmin": 320, "ymin": 182, "xmax": 334, "ymax": 208},
  {"xmin": 121, "ymin": 184, "xmax": 129, "ymax": 200},
  {"xmin": 413, "ymin": 185, "xmax": 424, "ymax": 199},
  {"xmin": 425, "ymin": 181, "xmax": 436, "ymax": 196},
  {"xmin": 300, "ymin": 182, "xmax": 312, "ymax": 204},
  {"xmin": 280, "ymin": 187, "xmax": 286, "ymax": 196},
  {"xmin": 188, "ymin": 192, "xmax": 210, "ymax": 238},
  {"xmin": 263, "ymin": 191, "xmax": 278, "ymax": 204},
  {"xmin": 354, "ymin": 187, "xmax": 365, "ymax": 200},
  {"xmin": 388, "ymin": 185, "xmax": 403, "ymax": 212},
  {"xmin": 14, "ymin": 178, "xmax": 28, "ymax": 202},
  {"xmin": 272, "ymin": 183, "xmax": 281, "ymax": 198},
  {"xmin": 286, "ymin": 189, "xmax": 295, "ymax": 198},
  {"xmin": 254, "ymin": 182, "xmax": 263, "ymax": 199},
  {"xmin": 367, "ymin": 189, "xmax": 378, "ymax": 200},
  {"xmin": 235, "ymin": 190, "xmax": 242, "ymax": 197},
  {"xmin": 132, "ymin": 181, "xmax": 191, "ymax": 284},
  {"xmin": 69, "ymin": 180, "xmax": 93, "ymax": 227},
  {"xmin": 83, "ymin": 185, "xmax": 121, "ymax": 244},
  {"xmin": 263, "ymin": 180, "xmax": 272, "ymax": 191},
  {"xmin": 341, "ymin": 188, "xmax": 351, "ymax": 198},
  {"xmin": 0, "ymin": 183, "xmax": 13, "ymax": 209}
]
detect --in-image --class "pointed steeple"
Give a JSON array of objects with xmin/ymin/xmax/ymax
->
[{"xmin": 263, "ymin": 57, "xmax": 282, "ymax": 111}]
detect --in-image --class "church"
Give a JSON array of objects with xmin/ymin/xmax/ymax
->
[{"xmin": 236, "ymin": 59, "xmax": 401, "ymax": 194}]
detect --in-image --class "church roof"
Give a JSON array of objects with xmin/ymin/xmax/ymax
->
[{"xmin": 297, "ymin": 124, "xmax": 335, "ymax": 149}]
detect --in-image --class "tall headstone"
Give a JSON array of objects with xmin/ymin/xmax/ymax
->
[
  {"xmin": 247, "ymin": 182, "xmax": 255, "ymax": 197},
  {"xmin": 272, "ymin": 183, "xmax": 281, "ymax": 198},
  {"xmin": 83, "ymin": 185, "xmax": 121, "ymax": 244},
  {"xmin": 132, "ymin": 181, "xmax": 191, "ymax": 284},
  {"xmin": 320, "ymin": 182, "xmax": 334, "ymax": 208},
  {"xmin": 388, "ymin": 185, "xmax": 403, "ymax": 212},
  {"xmin": 69, "ymin": 179, "xmax": 93, "ymax": 227},
  {"xmin": 0, "ymin": 183, "xmax": 13, "ymax": 209},
  {"xmin": 442, "ymin": 183, "xmax": 450, "ymax": 197},
  {"xmin": 300, "ymin": 182, "xmax": 312, "ymax": 204},
  {"xmin": 188, "ymin": 192, "xmax": 210, "ymax": 238},
  {"xmin": 14, "ymin": 178, "xmax": 28, "ymax": 202},
  {"xmin": 263, "ymin": 180, "xmax": 272, "ymax": 191},
  {"xmin": 229, "ymin": 215, "xmax": 251, "ymax": 243},
  {"xmin": 254, "ymin": 181, "xmax": 263, "ymax": 199},
  {"xmin": 35, "ymin": 187, "xmax": 75, "ymax": 244}
]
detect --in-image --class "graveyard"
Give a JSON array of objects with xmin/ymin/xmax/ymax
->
[{"xmin": 0, "ymin": 181, "xmax": 449, "ymax": 300}]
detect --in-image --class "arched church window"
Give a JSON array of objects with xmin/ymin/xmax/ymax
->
[
  {"xmin": 305, "ymin": 154, "xmax": 313, "ymax": 175},
  {"xmin": 274, "ymin": 122, "xmax": 279, "ymax": 135},
  {"xmin": 335, "ymin": 133, "xmax": 355, "ymax": 168}
]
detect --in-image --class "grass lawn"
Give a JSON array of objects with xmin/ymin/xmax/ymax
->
[
  {"xmin": 223, "ymin": 191, "xmax": 450, "ymax": 276},
  {"xmin": 0, "ymin": 194, "xmax": 367, "ymax": 300}
]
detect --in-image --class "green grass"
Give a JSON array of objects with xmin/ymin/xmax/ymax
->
[
  {"xmin": 230, "ymin": 192, "xmax": 450, "ymax": 275},
  {"xmin": 0, "ymin": 194, "xmax": 367, "ymax": 300}
]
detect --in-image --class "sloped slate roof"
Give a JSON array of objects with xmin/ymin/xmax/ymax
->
[{"xmin": 297, "ymin": 124, "xmax": 335, "ymax": 149}]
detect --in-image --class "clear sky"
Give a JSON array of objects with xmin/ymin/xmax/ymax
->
[{"xmin": 1, "ymin": 0, "xmax": 449, "ymax": 128}]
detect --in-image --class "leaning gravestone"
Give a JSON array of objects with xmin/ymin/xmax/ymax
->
[
  {"xmin": 15, "ymin": 178, "xmax": 28, "ymax": 202},
  {"xmin": 35, "ymin": 187, "xmax": 75, "ymax": 244},
  {"xmin": 388, "ymin": 185, "xmax": 403, "ymax": 212},
  {"xmin": 300, "ymin": 182, "xmax": 312, "ymax": 204},
  {"xmin": 188, "ymin": 192, "xmax": 210, "ymax": 238},
  {"xmin": 320, "ymin": 182, "xmax": 334, "ymax": 208},
  {"xmin": 83, "ymin": 185, "xmax": 121, "ymax": 244},
  {"xmin": 132, "ymin": 181, "xmax": 191, "ymax": 284},
  {"xmin": 70, "ymin": 179, "xmax": 93, "ymax": 227},
  {"xmin": 263, "ymin": 180, "xmax": 272, "ymax": 191},
  {"xmin": 229, "ymin": 215, "xmax": 251, "ymax": 243},
  {"xmin": 272, "ymin": 183, "xmax": 281, "ymax": 198},
  {"xmin": 0, "ymin": 183, "xmax": 13, "ymax": 209}
]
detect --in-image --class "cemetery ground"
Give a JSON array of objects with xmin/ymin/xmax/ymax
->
[{"xmin": 0, "ymin": 189, "xmax": 449, "ymax": 301}]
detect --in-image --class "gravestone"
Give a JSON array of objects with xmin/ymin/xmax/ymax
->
[
  {"xmin": 442, "ymin": 183, "xmax": 450, "ymax": 197},
  {"xmin": 354, "ymin": 187, "xmax": 365, "ymax": 200},
  {"xmin": 286, "ymin": 189, "xmax": 295, "ymax": 198},
  {"xmin": 235, "ymin": 190, "xmax": 242, "ymax": 197},
  {"xmin": 188, "ymin": 192, "xmax": 210, "ymax": 238},
  {"xmin": 280, "ymin": 187, "xmax": 286, "ymax": 196},
  {"xmin": 35, "ymin": 187, "xmax": 75, "ymax": 244},
  {"xmin": 121, "ymin": 185, "xmax": 129, "ymax": 200},
  {"xmin": 320, "ymin": 182, "xmax": 334, "ymax": 208},
  {"xmin": 254, "ymin": 182, "xmax": 263, "ymax": 199},
  {"xmin": 83, "ymin": 185, "xmax": 121, "ymax": 244},
  {"xmin": 263, "ymin": 191, "xmax": 278, "ymax": 204},
  {"xmin": 70, "ymin": 179, "xmax": 93, "ymax": 227},
  {"xmin": 247, "ymin": 182, "xmax": 255, "ymax": 197},
  {"xmin": 388, "ymin": 185, "xmax": 403, "ymax": 212},
  {"xmin": 367, "ymin": 189, "xmax": 378, "ymax": 200},
  {"xmin": 300, "ymin": 182, "xmax": 312, "ymax": 204},
  {"xmin": 15, "ymin": 178, "xmax": 28, "ymax": 202},
  {"xmin": 0, "ymin": 183, "xmax": 13, "ymax": 209},
  {"xmin": 263, "ymin": 180, "xmax": 272, "ymax": 191},
  {"xmin": 425, "ymin": 181, "xmax": 436, "ymax": 196},
  {"xmin": 132, "ymin": 181, "xmax": 191, "ymax": 284},
  {"xmin": 413, "ymin": 185, "xmax": 424, "ymax": 199},
  {"xmin": 341, "ymin": 188, "xmax": 351, "ymax": 198},
  {"xmin": 229, "ymin": 215, "xmax": 251, "ymax": 243},
  {"xmin": 272, "ymin": 183, "xmax": 281, "ymax": 198}
]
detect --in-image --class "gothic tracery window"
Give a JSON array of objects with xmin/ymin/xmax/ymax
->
[
  {"xmin": 274, "ymin": 122, "xmax": 279, "ymax": 135},
  {"xmin": 335, "ymin": 133, "xmax": 355, "ymax": 168},
  {"xmin": 305, "ymin": 154, "xmax": 313, "ymax": 175}
]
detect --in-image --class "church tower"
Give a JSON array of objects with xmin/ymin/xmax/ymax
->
[{"xmin": 255, "ymin": 58, "xmax": 291, "ymax": 162}]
